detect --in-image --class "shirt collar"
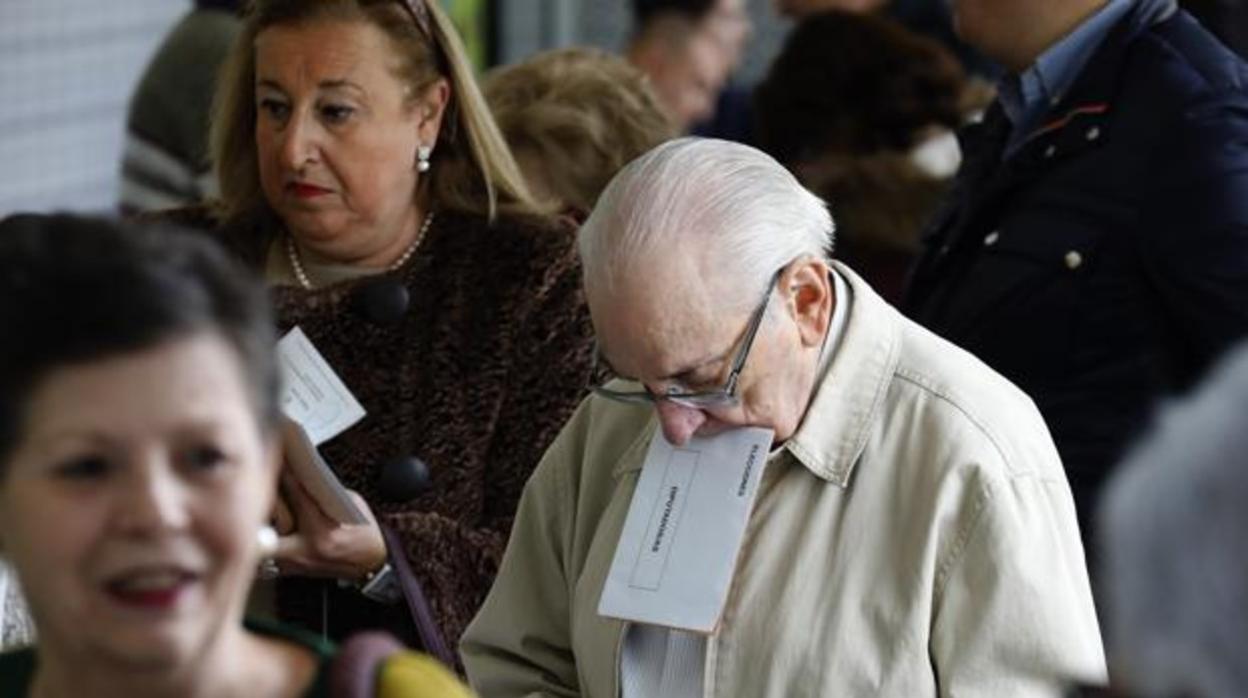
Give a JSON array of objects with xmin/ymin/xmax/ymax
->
[
  {"xmin": 782, "ymin": 262, "xmax": 902, "ymax": 485},
  {"xmin": 998, "ymin": 0, "xmax": 1132, "ymax": 155},
  {"xmin": 769, "ymin": 269, "xmax": 851, "ymax": 460}
]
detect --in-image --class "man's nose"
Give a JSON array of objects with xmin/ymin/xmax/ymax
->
[{"xmin": 654, "ymin": 400, "xmax": 708, "ymax": 446}]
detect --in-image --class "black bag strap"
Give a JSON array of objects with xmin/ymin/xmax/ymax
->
[
  {"xmin": 379, "ymin": 524, "xmax": 457, "ymax": 669},
  {"xmin": 329, "ymin": 631, "xmax": 404, "ymax": 698}
]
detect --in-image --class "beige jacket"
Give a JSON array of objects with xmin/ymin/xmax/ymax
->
[{"xmin": 461, "ymin": 264, "xmax": 1106, "ymax": 697}]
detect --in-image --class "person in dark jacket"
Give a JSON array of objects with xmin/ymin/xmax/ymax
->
[
  {"xmin": 903, "ymin": 0, "xmax": 1248, "ymax": 546},
  {"xmin": 1181, "ymin": 0, "xmax": 1248, "ymax": 58}
]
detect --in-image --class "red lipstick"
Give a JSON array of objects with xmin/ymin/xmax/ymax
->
[{"xmin": 288, "ymin": 182, "xmax": 332, "ymax": 199}]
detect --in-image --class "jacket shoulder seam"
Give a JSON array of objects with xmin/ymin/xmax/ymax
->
[{"xmin": 891, "ymin": 368, "xmax": 1015, "ymax": 475}]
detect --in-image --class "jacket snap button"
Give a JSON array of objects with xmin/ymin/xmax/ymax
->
[
  {"xmin": 1044, "ymin": 144, "xmax": 1058, "ymax": 158},
  {"xmin": 1086, "ymin": 126, "xmax": 1101, "ymax": 141},
  {"xmin": 983, "ymin": 231, "xmax": 1000, "ymax": 246},
  {"xmin": 1065, "ymin": 250, "xmax": 1084, "ymax": 270}
]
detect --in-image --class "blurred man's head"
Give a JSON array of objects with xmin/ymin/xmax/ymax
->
[
  {"xmin": 629, "ymin": 0, "xmax": 750, "ymax": 131},
  {"xmin": 1099, "ymin": 346, "xmax": 1248, "ymax": 696},
  {"xmin": 629, "ymin": 17, "xmax": 731, "ymax": 131}
]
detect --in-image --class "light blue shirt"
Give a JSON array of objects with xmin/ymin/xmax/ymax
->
[{"xmin": 998, "ymin": 0, "xmax": 1133, "ymax": 157}]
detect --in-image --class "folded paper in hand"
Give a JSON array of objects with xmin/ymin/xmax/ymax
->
[{"xmin": 277, "ymin": 327, "xmax": 367, "ymax": 524}]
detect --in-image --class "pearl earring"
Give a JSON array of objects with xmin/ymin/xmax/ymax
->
[
  {"xmin": 257, "ymin": 525, "xmax": 278, "ymax": 557},
  {"xmin": 416, "ymin": 144, "xmax": 432, "ymax": 173},
  {"xmin": 256, "ymin": 525, "xmax": 280, "ymax": 579}
]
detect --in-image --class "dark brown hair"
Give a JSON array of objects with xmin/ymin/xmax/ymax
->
[
  {"xmin": 753, "ymin": 9, "xmax": 967, "ymax": 165},
  {"xmin": 0, "ymin": 214, "xmax": 279, "ymax": 470}
]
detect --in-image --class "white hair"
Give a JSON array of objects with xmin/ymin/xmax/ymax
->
[
  {"xmin": 1099, "ymin": 342, "xmax": 1248, "ymax": 697},
  {"xmin": 578, "ymin": 137, "xmax": 835, "ymax": 307}
]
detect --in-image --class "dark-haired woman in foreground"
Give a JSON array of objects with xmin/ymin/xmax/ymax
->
[{"xmin": 0, "ymin": 214, "xmax": 471, "ymax": 698}]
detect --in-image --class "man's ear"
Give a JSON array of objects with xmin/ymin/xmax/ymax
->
[
  {"xmin": 414, "ymin": 78, "xmax": 451, "ymax": 147},
  {"xmin": 784, "ymin": 256, "xmax": 833, "ymax": 348}
]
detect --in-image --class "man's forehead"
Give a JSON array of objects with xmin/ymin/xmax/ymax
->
[{"xmin": 588, "ymin": 268, "xmax": 727, "ymax": 375}]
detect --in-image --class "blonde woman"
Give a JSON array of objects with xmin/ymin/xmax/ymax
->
[
  {"xmin": 170, "ymin": 0, "xmax": 595, "ymax": 663},
  {"xmin": 484, "ymin": 47, "xmax": 675, "ymax": 217}
]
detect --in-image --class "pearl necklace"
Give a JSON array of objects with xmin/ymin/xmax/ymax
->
[{"xmin": 285, "ymin": 212, "xmax": 435, "ymax": 290}]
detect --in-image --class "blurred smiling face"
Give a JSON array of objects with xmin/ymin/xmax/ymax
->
[{"xmin": 0, "ymin": 334, "xmax": 277, "ymax": 670}]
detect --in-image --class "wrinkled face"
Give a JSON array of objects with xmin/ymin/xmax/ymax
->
[
  {"xmin": 254, "ymin": 19, "xmax": 440, "ymax": 260},
  {"xmin": 588, "ymin": 260, "xmax": 821, "ymax": 446},
  {"xmin": 0, "ymin": 335, "xmax": 277, "ymax": 671}
]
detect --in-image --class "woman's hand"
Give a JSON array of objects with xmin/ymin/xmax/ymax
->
[{"xmin": 272, "ymin": 471, "xmax": 388, "ymax": 581}]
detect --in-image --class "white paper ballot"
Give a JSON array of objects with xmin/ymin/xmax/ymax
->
[
  {"xmin": 598, "ymin": 426, "xmax": 773, "ymax": 633},
  {"xmin": 276, "ymin": 327, "xmax": 367, "ymax": 524},
  {"xmin": 277, "ymin": 327, "xmax": 366, "ymax": 446},
  {"xmin": 279, "ymin": 417, "xmax": 368, "ymax": 525}
]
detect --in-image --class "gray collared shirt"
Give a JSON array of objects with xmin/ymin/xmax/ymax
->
[{"xmin": 998, "ymin": 0, "xmax": 1133, "ymax": 157}]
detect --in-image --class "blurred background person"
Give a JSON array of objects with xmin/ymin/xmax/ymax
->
[
  {"xmin": 754, "ymin": 9, "xmax": 983, "ymax": 302},
  {"xmin": 1094, "ymin": 342, "xmax": 1248, "ymax": 697},
  {"xmin": 121, "ymin": 0, "xmax": 243, "ymax": 213},
  {"xmin": 770, "ymin": 0, "xmax": 997, "ymax": 77},
  {"xmin": 483, "ymin": 47, "xmax": 676, "ymax": 218},
  {"xmin": 196, "ymin": 0, "xmax": 595, "ymax": 665},
  {"xmin": 627, "ymin": 0, "xmax": 752, "ymax": 137},
  {"xmin": 626, "ymin": 12, "xmax": 733, "ymax": 133},
  {"xmin": 0, "ymin": 213, "xmax": 473, "ymax": 698}
]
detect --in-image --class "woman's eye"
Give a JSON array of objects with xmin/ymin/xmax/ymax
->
[
  {"xmin": 55, "ymin": 456, "xmax": 111, "ymax": 480},
  {"xmin": 319, "ymin": 104, "xmax": 355, "ymax": 124},
  {"xmin": 257, "ymin": 97, "xmax": 290, "ymax": 121},
  {"xmin": 184, "ymin": 445, "xmax": 228, "ymax": 471}
]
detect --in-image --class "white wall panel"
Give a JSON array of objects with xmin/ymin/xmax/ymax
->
[{"xmin": 0, "ymin": 0, "xmax": 188, "ymax": 215}]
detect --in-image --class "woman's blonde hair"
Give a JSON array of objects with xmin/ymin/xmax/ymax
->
[
  {"xmin": 483, "ymin": 47, "xmax": 675, "ymax": 214},
  {"xmin": 211, "ymin": 0, "xmax": 541, "ymax": 229}
]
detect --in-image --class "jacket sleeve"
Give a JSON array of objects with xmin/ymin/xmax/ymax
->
[
  {"xmin": 379, "ymin": 233, "xmax": 594, "ymax": 650},
  {"xmin": 1138, "ymin": 91, "xmax": 1248, "ymax": 377},
  {"xmin": 929, "ymin": 471, "xmax": 1107, "ymax": 697},
  {"xmin": 459, "ymin": 421, "xmax": 584, "ymax": 697}
]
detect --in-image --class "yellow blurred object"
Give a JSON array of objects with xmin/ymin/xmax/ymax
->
[{"xmin": 378, "ymin": 652, "xmax": 477, "ymax": 698}]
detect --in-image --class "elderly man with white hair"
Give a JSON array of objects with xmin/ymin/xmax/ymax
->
[{"xmin": 460, "ymin": 138, "xmax": 1105, "ymax": 697}]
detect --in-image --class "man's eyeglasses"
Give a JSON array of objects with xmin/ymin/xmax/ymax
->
[{"xmin": 591, "ymin": 268, "xmax": 783, "ymax": 409}]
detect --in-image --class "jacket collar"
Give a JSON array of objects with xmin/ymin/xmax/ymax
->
[
  {"xmin": 1011, "ymin": 0, "xmax": 1178, "ymax": 158},
  {"xmin": 782, "ymin": 262, "xmax": 901, "ymax": 486},
  {"xmin": 999, "ymin": 0, "xmax": 1134, "ymax": 157}
]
